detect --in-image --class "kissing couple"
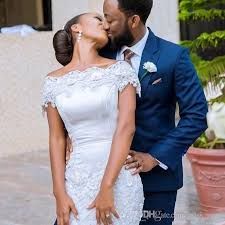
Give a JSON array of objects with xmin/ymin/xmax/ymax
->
[{"xmin": 41, "ymin": 0, "xmax": 207, "ymax": 224}]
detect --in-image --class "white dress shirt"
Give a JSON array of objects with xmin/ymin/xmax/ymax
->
[
  {"xmin": 116, "ymin": 28, "xmax": 149, "ymax": 74},
  {"xmin": 116, "ymin": 28, "xmax": 168, "ymax": 170}
]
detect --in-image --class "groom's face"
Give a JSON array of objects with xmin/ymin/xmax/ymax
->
[{"xmin": 103, "ymin": 0, "xmax": 135, "ymax": 49}]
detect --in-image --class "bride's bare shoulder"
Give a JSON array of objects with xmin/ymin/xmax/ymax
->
[{"xmin": 47, "ymin": 67, "xmax": 67, "ymax": 78}]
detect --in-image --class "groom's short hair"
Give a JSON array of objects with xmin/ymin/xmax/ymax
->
[{"xmin": 117, "ymin": 0, "xmax": 153, "ymax": 24}]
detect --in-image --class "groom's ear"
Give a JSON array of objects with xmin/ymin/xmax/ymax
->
[{"xmin": 129, "ymin": 15, "xmax": 141, "ymax": 29}]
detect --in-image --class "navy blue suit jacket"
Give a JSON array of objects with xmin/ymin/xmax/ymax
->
[{"xmin": 100, "ymin": 29, "xmax": 208, "ymax": 192}]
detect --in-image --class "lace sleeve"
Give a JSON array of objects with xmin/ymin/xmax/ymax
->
[
  {"xmin": 41, "ymin": 76, "xmax": 57, "ymax": 113},
  {"xmin": 116, "ymin": 61, "xmax": 141, "ymax": 97}
]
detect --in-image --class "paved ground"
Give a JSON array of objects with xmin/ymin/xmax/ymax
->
[{"xmin": 0, "ymin": 150, "xmax": 225, "ymax": 225}]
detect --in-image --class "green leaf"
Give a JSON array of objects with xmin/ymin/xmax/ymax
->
[
  {"xmin": 179, "ymin": 9, "xmax": 225, "ymax": 21},
  {"xmin": 195, "ymin": 56, "xmax": 225, "ymax": 85}
]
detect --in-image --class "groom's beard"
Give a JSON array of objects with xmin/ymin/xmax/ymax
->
[{"xmin": 109, "ymin": 24, "xmax": 135, "ymax": 50}]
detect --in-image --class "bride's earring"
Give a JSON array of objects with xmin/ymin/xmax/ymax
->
[{"xmin": 77, "ymin": 31, "xmax": 83, "ymax": 42}]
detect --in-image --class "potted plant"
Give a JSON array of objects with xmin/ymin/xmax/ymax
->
[{"xmin": 179, "ymin": 0, "xmax": 225, "ymax": 215}]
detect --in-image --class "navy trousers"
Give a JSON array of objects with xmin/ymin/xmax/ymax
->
[
  {"xmin": 140, "ymin": 191, "xmax": 177, "ymax": 225},
  {"xmin": 53, "ymin": 191, "xmax": 177, "ymax": 225}
]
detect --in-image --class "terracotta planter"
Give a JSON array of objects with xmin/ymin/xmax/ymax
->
[{"xmin": 187, "ymin": 147, "xmax": 225, "ymax": 215}]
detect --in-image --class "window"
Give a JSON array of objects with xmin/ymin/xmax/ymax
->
[{"xmin": 0, "ymin": 0, "xmax": 52, "ymax": 31}]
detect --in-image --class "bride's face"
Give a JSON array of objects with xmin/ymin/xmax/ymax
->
[{"xmin": 76, "ymin": 13, "xmax": 109, "ymax": 48}]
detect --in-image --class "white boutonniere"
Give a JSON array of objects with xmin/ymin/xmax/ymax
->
[
  {"xmin": 143, "ymin": 62, "xmax": 157, "ymax": 73},
  {"xmin": 140, "ymin": 62, "xmax": 157, "ymax": 81}
]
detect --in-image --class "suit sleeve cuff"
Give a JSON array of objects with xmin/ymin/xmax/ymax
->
[{"xmin": 155, "ymin": 158, "xmax": 168, "ymax": 170}]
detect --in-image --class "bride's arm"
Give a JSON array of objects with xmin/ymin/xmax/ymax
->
[
  {"xmin": 101, "ymin": 84, "xmax": 136, "ymax": 188},
  {"xmin": 88, "ymin": 84, "xmax": 136, "ymax": 224},
  {"xmin": 46, "ymin": 106, "xmax": 67, "ymax": 196},
  {"xmin": 46, "ymin": 106, "xmax": 79, "ymax": 224}
]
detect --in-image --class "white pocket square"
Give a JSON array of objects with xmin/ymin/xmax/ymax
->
[{"xmin": 152, "ymin": 78, "xmax": 162, "ymax": 85}]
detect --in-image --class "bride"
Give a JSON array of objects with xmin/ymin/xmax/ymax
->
[{"xmin": 42, "ymin": 12, "xmax": 144, "ymax": 225}]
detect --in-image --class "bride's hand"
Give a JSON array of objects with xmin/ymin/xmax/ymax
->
[
  {"xmin": 87, "ymin": 186, "xmax": 119, "ymax": 225},
  {"xmin": 55, "ymin": 192, "xmax": 79, "ymax": 225}
]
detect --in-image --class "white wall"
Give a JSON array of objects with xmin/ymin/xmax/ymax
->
[
  {"xmin": 52, "ymin": 0, "xmax": 89, "ymax": 31},
  {"xmin": 149, "ymin": 0, "xmax": 180, "ymax": 43},
  {"xmin": 0, "ymin": 32, "xmax": 55, "ymax": 157},
  {"xmin": 0, "ymin": 0, "xmax": 179, "ymax": 157}
]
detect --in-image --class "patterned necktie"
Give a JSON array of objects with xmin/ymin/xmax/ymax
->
[{"xmin": 123, "ymin": 49, "xmax": 135, "ymax": 66}]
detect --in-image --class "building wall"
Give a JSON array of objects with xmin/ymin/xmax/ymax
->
[
  {"xmin": 0, "ymin": 0, "xmax": 179, "ymax": 157},
  {"xmin": 150, "ymin": 0, "xmax": 180, "ymax": 42},
  {"xmin": 0, "ymin": 32, "xmax": 55, "ymax": 157}
]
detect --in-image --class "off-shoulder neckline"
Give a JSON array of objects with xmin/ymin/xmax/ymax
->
[{"xmin": 45, "ymin": 60, "xmax": 127, "ymax": 80}]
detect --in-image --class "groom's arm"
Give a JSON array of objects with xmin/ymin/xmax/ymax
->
[{"xmin": 149, "ymin": 48, "xmax": 208, "ymax": 171}]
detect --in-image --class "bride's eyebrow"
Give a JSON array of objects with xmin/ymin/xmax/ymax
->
[{"xmin": 94, "ymin": 15, "xmax": 103, "ymax": 21}]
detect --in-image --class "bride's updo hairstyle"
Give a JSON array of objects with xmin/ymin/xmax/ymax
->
[{"xmin": 53, "ymin": 14, "xmax": 86, "ymax": 66}]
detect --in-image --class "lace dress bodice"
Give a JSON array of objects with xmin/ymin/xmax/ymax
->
[{"xmin": 42, "ymin": 61, "xmax": 141, "ymax": 146}]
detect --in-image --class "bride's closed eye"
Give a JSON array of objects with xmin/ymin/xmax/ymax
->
[{"xmin": 95, "ymin": 16, "xmax": 103, "ymax": 22}]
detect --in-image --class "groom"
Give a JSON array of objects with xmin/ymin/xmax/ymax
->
[{"xmin": 100, "ymin": 0, "xmax": 208, "ymax": 224}]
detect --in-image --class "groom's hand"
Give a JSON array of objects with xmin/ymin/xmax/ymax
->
[{"xmin": 124, "ymin": 150, "xmax": 159, "ymax": 175}]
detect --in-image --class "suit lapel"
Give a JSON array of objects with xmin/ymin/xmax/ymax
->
[{"xmin": 138, "ymin": 29, "xmax": 160, "ymax": 97}]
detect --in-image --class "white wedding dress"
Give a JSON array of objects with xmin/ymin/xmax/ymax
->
[{"xmin": 41, "ymin": 61, "xmax": 144, "ymax": 225}]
